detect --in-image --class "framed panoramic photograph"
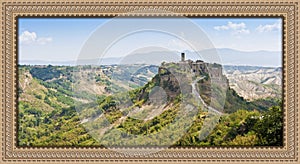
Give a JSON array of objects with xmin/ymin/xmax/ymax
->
[{"xmin": 0, "ymin": 0, "xmax": 299, "ymax": 163}]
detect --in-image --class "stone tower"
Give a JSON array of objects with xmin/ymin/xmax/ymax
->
[{"xmin": 181, "ymin": 53, "xmax": 185, "ymax": 62}]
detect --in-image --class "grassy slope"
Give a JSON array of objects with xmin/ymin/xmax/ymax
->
[{"xmin": 18, "ymin": 65, "xmax": 282, "ymax": 147}]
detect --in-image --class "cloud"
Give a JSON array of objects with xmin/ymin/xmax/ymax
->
[
  {"xmin": 235, "ymin": 29, "xmax": 250, "ymax": 35},
  {"xmin": 256, "ymin": 21, "xmax": 281, "ymax": 33},
  {"xmin": 19, "ymin": 31, "xmax": 52, "ymax": 45},
  {"xmin": 19, "ymin": 31, "xmax": 37, "ymax": 44},
  {"xmin": 214, "ymin": 22, "xmax": 246, "ymax": 30},
  {"xmin": 214, "ymin": 22, "xmax": 250, "ymax": 35},
  {"xmin": 37, "ymin": 37, "xmax": 53, "ymax": 45}
]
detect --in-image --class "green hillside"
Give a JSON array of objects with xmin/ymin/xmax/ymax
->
[{"xmin": 17, "ymin": 63, "xmax": 283, "ymax": 147}]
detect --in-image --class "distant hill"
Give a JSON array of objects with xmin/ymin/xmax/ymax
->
[
  {"xmin": 19, "ymin": 48, "xmax": 281, "ymax": 67},
  {"xmin": 184, "ymin": 48, "xmax": 281, "ymax": 67},
  {"xmin": 224, "ymin": 65, "xmax": 282, "ymax": 101}
]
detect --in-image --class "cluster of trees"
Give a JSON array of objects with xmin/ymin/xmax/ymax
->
[
  {"xmin": 176, "ymin": 104, "xmax": 282, "ymax": 146},
  {"xmin": 30, "ymin": 65, "xmax": 62, "ymax": 81},
  {"xmin": 18, "ymin": 101, "xmax": 100, "ymax": 146},
  {"xmin": 18, "ymin": 66, "xmax": 100, "ymax": 146},
  {"xmin": 88, "ymin": 99, "xmax": 282, "ymax": 147}
]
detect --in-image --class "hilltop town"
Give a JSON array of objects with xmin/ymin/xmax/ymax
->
[{"xmin": 17, "ymin": 54, "xmax": 282, "ymax": 147}]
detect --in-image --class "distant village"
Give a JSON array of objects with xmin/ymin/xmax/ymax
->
[{"xmin": 161, "ymin": 52, "xmax": 224, "ymax": 80}]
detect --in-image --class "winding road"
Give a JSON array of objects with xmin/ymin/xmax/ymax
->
[{"xmin": 191, "ymin": 76, "xmax": 223, "ymax": 115}]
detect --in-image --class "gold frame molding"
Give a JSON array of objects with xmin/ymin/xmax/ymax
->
[{"xmin": 0, "ymin": 0, "xmax": 299, "ymax": 163}]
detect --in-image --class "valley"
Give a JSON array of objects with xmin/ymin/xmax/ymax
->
[
  {"xmin": 17, "ymin": 61, "xmax": 283, "ymax": 147},
  {"xmin": 224, "ymin": 65, "xmax": 282, "ymax": 101}
]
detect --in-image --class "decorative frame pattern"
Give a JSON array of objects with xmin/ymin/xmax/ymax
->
[{"xmin": 0, "ymin": 0, "xmax": 299, "ymax": 163}]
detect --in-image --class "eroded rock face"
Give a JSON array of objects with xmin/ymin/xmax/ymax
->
[{"xmin": 224, "ymin": 67, "xmax": 282, "ymax": 101}]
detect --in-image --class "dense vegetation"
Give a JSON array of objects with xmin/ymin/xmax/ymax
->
[
  {"xmin": 18, "ymin": 101, "xmax": 100, "ymax": 146},
  {"xmin": 17, "ymin": 64, "xmax": 283, "ymax": 147},
  {"xmin": 175, "ymin": 104, "xmax": 282, "ymax": 146}
]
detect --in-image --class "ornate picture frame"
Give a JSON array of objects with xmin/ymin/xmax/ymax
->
[{"xmin": 0, "ymin": 0, "xmax": 299, "ymax": 163}]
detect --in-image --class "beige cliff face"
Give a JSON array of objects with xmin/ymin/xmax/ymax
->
[{"xmin": 225, "ymin": 68, "xmax": 282, "ymax": 101}]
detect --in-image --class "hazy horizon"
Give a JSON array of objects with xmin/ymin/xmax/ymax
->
[{"xmin": 19, "ymin": 48, "xmax": 282, "ymax": 67}]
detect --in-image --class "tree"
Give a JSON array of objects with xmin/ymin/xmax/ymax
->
[{"xmin": 253, "ymin": 105, "xmax": 283, "ymax": 146}]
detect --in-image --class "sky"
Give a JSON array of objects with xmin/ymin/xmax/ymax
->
[{"xmin": 18, "ymin": 17, "xmax": 282, "ymax": 63}]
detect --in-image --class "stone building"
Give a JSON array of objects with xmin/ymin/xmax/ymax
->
[
  {"xmin": 180, "ymin": 53, "xmax": 223, "ymax": 80},
  {"xmin": 180, "ymin": 53, "xmax": 207, "ymax": 75}
]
